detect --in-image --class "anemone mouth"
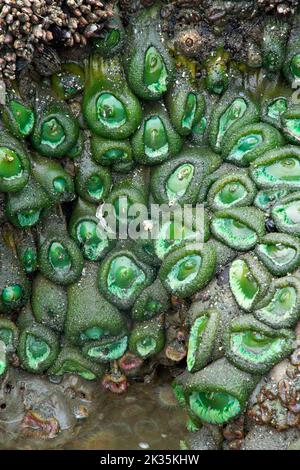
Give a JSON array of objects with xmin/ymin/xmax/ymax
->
[
  {"xmin": 214, "ymin": 182, "xmax": 247, "ymax": 208},
  {"xmin": 182, "ymin": 93, "xmax": 197, "ymax": 131},
  {"xmin": 0, "ymin": 147, "xmax": 23, "ymax": 180},
  {"xmin": 166, "ymin": 254, "xmax": 202, "ymax": 291},
  {"xmin": 227, "ymin": 133, "xmax": 262, "ymax": 164},
  {"xmin": 256, "ymin": 286, "xmax": 297, "ymax": 326},
  {"xmin": 187, "ymin": 315, "xmax": 208, "ymax": 372},
  {"xmin": 53, "ymin": 176, "xmax": 67, "ymax": 194},
  {"xmin": 216, "ymin": 98, "xmax": 247, "ymax": 148},
  {"xmin": 144, "ymin": 46, "xmax": 168, "ymax": 94},
  {"xmin": 48, "ymin": 241, "xmax": 72, "ymax": 275},
  {"xmin": 229, "ymin": 330, "xmax": 285, "ymax": 364},
  {"xmin": 86, "ymin": 336, "xmax": 128, "ymax": 362},
  {"xmin": 76, "ymin": 220, "xmax": 108, "ymax": 261},
  {"xmin": 144, "ymin": 116, "xmax": 169, "ymax": 160},
  {"xmin": 41, "ymin": 117, "xmax": 66, "ymax": 149},
  {"xmin": 257, "ymin": 243, "xmax": 297, "ymax": 266},
  {"xmin": 102, "ymin": 148, "xmax": 128, "ymax": 162},
  {"xmin": 1, "ymin": 284, "xmax": 23, "ymax": 305},
  {"xmin": 17, "ymin": 209, "xmax": 41, "ymax": 227},
  {"xmin": 145, "ymin": 298, "xmax": 163, "ymax": 316},
  {"xmin": 107, "ymin": 255, "xmax": 146, "ymax": 300},
  {"xmin": 212, "ymin": 217, "xmax": 257, "ymax": 250},
  {"xmin": 79, "ymin": 326, "xmax": 108, "ymax": 342},
  {"xmin": 252, "ymin": 157, "xmax": 300, "ymax": 187},
  {"xmin": 189, "ymin": 390, "xmax": 241, "ymax": 425},
  {"xmin": 96, "ymin": 92, "xmax": 126, "ymax": 128},
  {"xmin": 25, "ymin": 334, "xmax": 51, "ymax": 370},
  {"xmin": 86, "ymin": 175, "xmax": 104, "ymax": 200},
  {"xmin": 136, "ymin": 336, "xmax": 157, "ymax": 357},
  {"xmin": 229, "ymin": 259, "xmax": 259, "ymax": 310},
  {"xmin": 166, "ymin": 163, "xmax": 194, "ymax": 202},
  {"xmin": 255, "ymin": 189, "xmax": 288, "ymax": 211},
  {"xmin": 59, "ymin": 360, "xmax": 96, "ymax": 381}
]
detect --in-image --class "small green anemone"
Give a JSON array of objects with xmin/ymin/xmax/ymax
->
[
  {"xmin": 229, "ymin": 254, "xmax": 271, "ymax": 312},
  {"xmin": 173, "ymin": 358, "xmax": 260, "ymax": 425},
  {"xmin": 223, "ymin": 315, "xmax": 295, "ymax": 374},
  {"xmin": 254, "ymin": 275, "xmax": 300, "ymax": 329}
]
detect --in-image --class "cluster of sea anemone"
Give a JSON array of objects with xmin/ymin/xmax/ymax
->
[{"xmin": 1, "ymin": 1, "xmax": 300, "ymax": 444}]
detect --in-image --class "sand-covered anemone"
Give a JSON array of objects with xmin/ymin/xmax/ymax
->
[
  {"xmin": 255, "ymin": 232, "xmax": 300, "ymax": 276},
  {"xmin": 83, "ymin": 55, "xmax": 142, "ymax": 140},
  {"xmin": 69, "ymin": 198, "xmax": 115, "ymax": 262},
  {"xmin": 159, "ymin": 242, "xmax": 216, "ymax": 299},
  {"xmin": 65, "ymin": 262, "xmax": 127, "ymax": 345},
  {"xmin": 173, "ymin": 358, "xmax": 260, "ymax": 425},
  {"xmin": 223, "ymin": 315, "xmax": 295, "ymax": 374},
  {"xmin": 31, "ymin": 274, "xmax": 67, "ymax": 333},
  {"xmin": 207, "ymin": 171, "xmax": 257, "ymax": 211},
  {"xmin": 283, "ymin": 14, "xmax": 300, "ymax": 84},
  {"xmin": 124, "ymin": 4, "xmax": 175, "ymax": 101},
  {"xmin": 211, "ymin": 206, "xmax": 265, "ymax": 251},
  {"xmin": 229, "ymin": 254, "xmax": 271, "ymax": 312},
  {"xmin": 131, "ymin": 101, "xmax": 183, "ymax": 165},
  {"xmin": 249, "ymin": 145, "xmax": 300, "ymax": 190},
  {"xmin": 129, "ymin": 316, "xmax": 165, "ymax": 359},
  {"xmin": 98, "ymin": 245, "xmax": 155, "ymax": 310},
  {"xmin": 82, "ymin": 335, "xmax": 129, "ymax": 364},
  {"xmin": 271, "ymin": 191, "xmax": 300, "ymax": 236},
  {"xmin": 208, "ymin": 89, "xmax": 260, "ymax": 153},
  {"xmin": 48, "ymin": 344, "xmax": 104, "ymax": 381},
  {"xmin": 186, "ymin": 308, "xmax": 221, "ymax": 373},
  {"xmin": 254, "ymin": 188, "xmax": 290, "ymax": 212},
  {"xmin": 165, "ymin": 67, "xmax": 206, "ymax": 136},
  {"xmin": 18, "ymin": 323, "xmax": 59, "ymax": 374},
  {"xmin": 221, "ymin": 122, "xmax": 283, "ymax": 167},
  {"xmin": 0, "ymin": 127, "xmax": 31, "ymax": 193},
  {"xmin": 151, "ymin": 147, "xmax": 221, "ymax": 206},
  {"xmin": 254, "ymin": 275, "xmax": 300, "ymax": 329},
  {"xmin": 91, "ymin": 135, "xmax": 134, "ymax": 173}
]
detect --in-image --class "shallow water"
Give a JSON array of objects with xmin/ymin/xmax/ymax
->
[{"xmin": 0, "ymin": 378, "xmax": 188, "ymax": 450}]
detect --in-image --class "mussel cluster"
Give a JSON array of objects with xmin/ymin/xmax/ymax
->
[
  {"xmin": 0, "ymin": 0, "xmax": 112, "ymax": 80},
  {"xmin": 1, "ymin": 1, "xmax": 300, "ymax": 440}
]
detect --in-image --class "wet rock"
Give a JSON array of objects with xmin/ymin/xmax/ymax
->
[
  {"xmin": 184, "ymin": 424, "xmax": 223, "ymax": 450},
  {"xmin": 0, "ymin": 367, "xmax": 98, "ymax": 439},
  {"xmin": 242, "ymin": 425, "xmax": 300, "ymax": 451}
]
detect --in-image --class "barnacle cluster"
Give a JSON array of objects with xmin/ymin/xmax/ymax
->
[
  {"xmin": 0, "ymin": 0, "xmax": 112, "ymax": 80},
  {"xmin": 2, "ymin": 0, "xmax": 300, "ymax": 448}
]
